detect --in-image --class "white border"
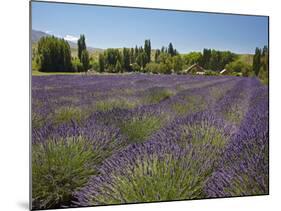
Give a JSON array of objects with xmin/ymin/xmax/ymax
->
[{"xmin": 0, "ymin": 0, "xmax": 280, "ymax": 211}]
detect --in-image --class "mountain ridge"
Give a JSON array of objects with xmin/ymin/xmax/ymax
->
[{"xmin": 31, "ymin": 29, "xmax": 103, "ymax": 53}]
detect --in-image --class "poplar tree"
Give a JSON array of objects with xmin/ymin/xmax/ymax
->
[
  {"xmin": 98, "ymin": 53, "xmax": 105, "ymax": 72},
  {"xmin": 144, "ymin": 39, "xmax": 151, "ymax": 65},
  {"xmin": 81, "ymin": 49, "xmax": 89, "ymax": 71},
  {"xmin": 155, "ymin": 49, "xmax": 161, "ymax": 63},
  {"xmin": 123, "ymin": 48, "xmax": 131, "ymax": 72},
  {"xmin": 168, "ymin": 42, "xmax": 174, "ymax": 56},
  {"xmin": 78, "ymin": 34, "xmax": 86, "ymax": 61},
  {"xmin": 253, "ymin": 47, "xmax": 261, "ymax": 76}
]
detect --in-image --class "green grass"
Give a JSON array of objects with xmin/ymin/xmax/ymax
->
[{"xmin": 32, "ymin": 70, "xmax": 84, "ymax": 76}]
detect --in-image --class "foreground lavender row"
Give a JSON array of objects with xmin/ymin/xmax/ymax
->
[{"xmin": 31, "ymin": 74, "xmax": 269, "ymax": 209}]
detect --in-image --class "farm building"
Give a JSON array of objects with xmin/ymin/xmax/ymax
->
[
  {"xmin": 196, "ymin": 71, "xmax": 205, "ymax": 75},
  {"xmin": 182, "ymin": 63, "xmax": 206, "ymax": 75},
  {"xmin": 220, "ymin": 68, "xmax": 230, "ymax": 75}
]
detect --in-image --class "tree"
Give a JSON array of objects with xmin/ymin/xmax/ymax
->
[
  {"xmin": 155, "ymin": 49, "xmax": 161, "ymax": 63},
  {"xmin": 199, "ymin": 49, "xmax": 235, "ymax": 71},
  {"xmin": 144, "ymin": 39, "xmax": 151, "ymax": 65},
  {"xmin": 225, "ymin": 60, "xmax": 251, "ymax": 76},
  {"xmin": 173, "ymin": 49, "xmax": 179, "ymax": 56},
  {"xmin": 183, "ymin": 52, "xmax": 202, "ymax": 66},
  {"xmin": 77, "ymin": 34, "xmax": 86, "ymax": 61},
  {"xmin": 90, "ymin": 60, "xmax": 99, "ymax": 71},
  {"xmin": 136, "ymin": 47, "xmax": 146, "ymax": 69},
  {"xmin": 168, "ymin": 42, "xmax": 174, "ymax": 56},
  {"xmin": 136, "ymin": 53, "xmax": 144, "ymax": 69},
  {"xmin": 130, "ymin": 48, "xmax": 135, "ymax": 64},
  {"xmin": 123, "ymin": 48, "xmax": 131, "ymax": 72},
  {"xmin": 262, "ymin": 45, "xmax": 268, "ymax": 57},
  {"xmin": 71, "ymin": 58, "xmax": 83, "ymax": 72},
  {"xmin": 115, "ymin": 60, "xmax": 122, "ymax": 73},
  {"xmin": 259, "ymin": 45, "xmax": 269, "ymax": 84},
  {"xmin": 220, "ymin": 51, "xmax": 236, "ymax": 69},
  {"xmin": 200, "ymin": 48, "xmax": 212, "ymax": 69},
  {"xmin": 81, "ymin": 49, "xmax": 90, "ymax": 71},
  {"xmin": 253, "ymin": 47, "xmax": 261, "ymax": 76},
  {"xmin": 158, "ymin": 53, "xmax": 173, "ymax": 73},
  {"xmin": 104, "ymin": 48, "xmax": 121, "ymax": 71},
  {"xmin": 98, "ymin": 53, "xmax": 105, "ymax": 72},
  {"xmin": 134, "ymin": 46, "xmax": 139, "ymax": 61},
  {"xmin": 172, "ymin": 55, "xmax": 183, "ymax": 73},
  {"xmin": 131, "ymin": 63, "xmax": 141, "ymax": 72},
  {"xmin": 261, "ymin": 45, "xmax": 269, "ymax": 75},
  {"xmin": 37, "ymin": 36, "xmax": 72, "ymax": 72},
  {"xmin": 209, "ymin": 50, "xmax": 221, "ymax": 71},
  {"xmin": 144, "ymin": 62, "xmax": 160, "ymax": 74}
]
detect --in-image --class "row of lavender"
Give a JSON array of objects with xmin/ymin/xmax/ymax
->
[{"xmin": 31, "ymin": 74, "xmax": 268, "ymax": 209}]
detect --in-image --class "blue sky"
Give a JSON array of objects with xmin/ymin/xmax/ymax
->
[{"xmin": 32, "ymin": 1, "xmax": 268, "ymax": 54}]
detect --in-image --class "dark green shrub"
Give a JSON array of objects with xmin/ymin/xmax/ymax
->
[
  {"xmin": 131, "ymin": 63, "xmax": 141, "ymax": 72},
  {"xmin": 71, "ymin": 58, "xmax": 83, "ymax": 72}
]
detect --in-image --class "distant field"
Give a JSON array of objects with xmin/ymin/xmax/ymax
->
[
  {"xmin": 32, "ymin": 70, "xmax": 139, "ymax": 76},
  {"xmin": 32, "ymin": 70, "xmax": 84, "ymax": 76}
]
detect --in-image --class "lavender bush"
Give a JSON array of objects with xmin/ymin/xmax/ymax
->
[
  {"xmin": 32, "ymin": 74, "xmax": 268, "ymax": 209},
  {"xmin": 74, "ymin": 141, "xmax": 213, "ymax": 206}
]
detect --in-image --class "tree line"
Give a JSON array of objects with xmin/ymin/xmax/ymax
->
[
  {"xmin": 35, "ymin": 35, "xmax": 90, "ymax": 72},
  {"xmin": 36, "ymin": 36, "xmax": 72, "ymax": 72},
  {"xmin": 34, "ymin": 34, "xmax": 268, "ymax": 83},
  {"xmin": 253, "ymin": 46, "xmax": 269, "ymax": 84},
  {"xmin": 98, "ymin": 41, "xmax": 182, "ymax": 74}
]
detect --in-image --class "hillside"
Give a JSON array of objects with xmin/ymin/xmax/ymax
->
[{"xmin": 31, "ymin": 29, "xmax": 104, "ymax": 54}]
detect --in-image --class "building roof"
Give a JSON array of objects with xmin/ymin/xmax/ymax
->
[
  {"xmin": 220, "ymin": 69, "xmax": 228, "ymax": 74},
  {"xmin": 183, "ymin": 63, "xmax": 205, "ymax": 73}
]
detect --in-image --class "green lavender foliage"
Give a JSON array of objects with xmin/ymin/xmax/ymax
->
[
  {"xmin": 120, "ymin": 116, "xmax": 163, "ymax": 143},
  {"xmin": 32, "ymin": 137, "xmax": 99, "ymax": 209}
]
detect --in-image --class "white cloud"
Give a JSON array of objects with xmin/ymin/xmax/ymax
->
[
  {"xmin": 55, "ymin": 34, "xmax": 63, "ymax": 38},
  {"xmin": 45, "ymin": 30, "xmax": 52, "ymax": 34},
  {"xmin": 64, "ymin": 35, "xmax": 79, "ymax": 42}
]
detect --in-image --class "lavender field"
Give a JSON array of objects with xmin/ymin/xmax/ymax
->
[{"xmin": 32, "ymin": 74, "xmax": 269, "ymax": 209}]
